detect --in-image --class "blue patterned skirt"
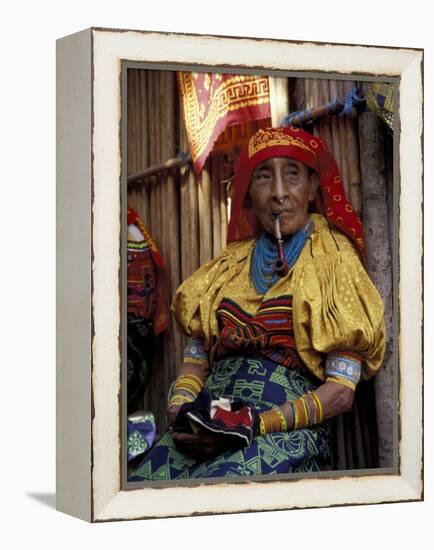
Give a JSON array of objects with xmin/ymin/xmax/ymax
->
[{"xmin": 129, "ymin": 356, "xmax": 330, "ymax": 481}]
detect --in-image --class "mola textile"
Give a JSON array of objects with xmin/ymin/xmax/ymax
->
[{"xmin": 178, "ymin": 72, "xmax": 271, "ymax": 173}]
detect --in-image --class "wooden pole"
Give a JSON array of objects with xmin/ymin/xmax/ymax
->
[
  {"xmin": 139, "ymin": 70, "xmax": 149, "ymax": 173},
  {"xmin": 293, "ymin": 78, "xmax": 306, "ymax": 111},
  {"xmin": 343, "ymin": 413, "xmax": 355, "ymax": 469},
  {"xmin": 336, "ymin": 80, "xmax": 350, "ymax": 198},
  {"xmin": 310, "ymin": 79, "xmax": 320, "ymax": 138},
  {"xmin": 188, "ymin": 163, "xmax": 200, "ymax": 275},
  {"xmin": 334, "ymin": 416, "xmax": 347, "ymax": 470},
  {"xmin": 211, "ymin": 154, "xmax": 221, "ymax": 257},
  {"xmin": 134, "ymin": 69, "xmax": 142, "ymax": 174},
  {"xmin": 145, "ymin": 69, "xmax": 162, "ymax": 425},
  {"xmin": 352, "ymin": 394, "xmax": 367, "ymax": 468},
  {"xmin": 343, "ymin": 81, "xmax": 362, "ymax": 216},
  {"xmin": 147, "ymin": 71, "xmax": 157, "ymax": 238},
  {"xmin": 328, "ymin": 80, "xmax": 342, "ymax": 175},
  {"xmin": 219, "ymin": 154, "xmax": 228, "ymax": 249},
  {"xmin": 318, "ymin": 80, "xmax": 333, "ymax": 151},
  {"xmin": 358, "ymin": 93, "xmax": 394, "ymax": 468},
  {"xmin": 198, "ymin": 160, "xmax": 213, "ymax": 265},
  {"xmin": 127, "ymin": 155, "xmax": 191, "ymax": 183},
  {"xmin": 162, "ymin": 71, "xmax": 182, "ymax": 430},
  {"xmin": 269, "ymin": 76, "xmax": 289, "ymax": 127},
  {"xmin": 179, "ymin": 123, "xmax": 191, "ymax": 282},
  {"xmin": 127, "ymin": 69, "xmax": 138, "ymax": 174}
]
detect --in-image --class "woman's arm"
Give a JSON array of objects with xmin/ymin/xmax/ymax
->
[
  {"xmin": 260, "ymin": 352, "xmax": 361, "ymax": 434},
  {"xmin": 166, "ymin": 337, "xmax": 210, "ymax": 424},
  {"xmin": 279, "ymin": 380, "xmax": 354, "ymax": 430}
]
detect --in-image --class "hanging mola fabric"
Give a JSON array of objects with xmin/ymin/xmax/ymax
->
[
  {"xmin": 127, "ymin": 207, "xmax": 169, "ymax": 414},
  {"xmin": 177, "ymin": 72, "xmax": 271, "ymax": 174}
]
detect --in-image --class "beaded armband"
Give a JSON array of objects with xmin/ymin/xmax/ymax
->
[
  {"xmin": 182, "ymin": 337, "xmax": 209, "ymax": 368},
  {"xmin": 325, "ymin": 352, "xmax": 362, "ymax": 391}
]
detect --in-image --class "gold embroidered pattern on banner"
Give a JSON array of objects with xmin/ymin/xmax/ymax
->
[
  {"xmin": 179, "ymin": 73, "xmax": 270, "ymax": 159},
  {"xmin": 248, "ymin": 129, "xmax": 317, "ymax": 158}
]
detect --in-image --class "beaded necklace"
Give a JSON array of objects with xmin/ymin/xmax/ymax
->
[{"xmin": 251, "ymin": 218, "xmax": 312, "ymax": 294}]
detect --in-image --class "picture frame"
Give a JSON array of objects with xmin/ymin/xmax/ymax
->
[{"xmin": 56, "ymin": 27, "xmax": 423, "ymax": 522}]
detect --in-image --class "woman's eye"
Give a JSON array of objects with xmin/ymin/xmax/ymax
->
[{"xmin": 255, "ymin": 171, "xmax": 271, "ymax": 181}]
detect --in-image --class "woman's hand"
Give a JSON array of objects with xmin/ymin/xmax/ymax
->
[
  {"xmin": 166, "ymin": 405, "xmax": 182, "ymax": 426},
  {"xmin": 171, "ymin": 430, "xmax": 229, "ymax": 461}
]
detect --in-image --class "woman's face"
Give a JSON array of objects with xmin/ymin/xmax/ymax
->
[{"xmin": 248, "ymin": 156, "xmax": 318, "ymax": 237}]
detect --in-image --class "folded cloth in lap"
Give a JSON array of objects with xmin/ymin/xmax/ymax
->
[{"xmin": 173, "ymin": 389, "xmax": 258, "ymax": 448}]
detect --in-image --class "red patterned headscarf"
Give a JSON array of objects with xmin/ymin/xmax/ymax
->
[{"xmin": 227, "ymin": 127, "xmax": 364, "ymax": 257}]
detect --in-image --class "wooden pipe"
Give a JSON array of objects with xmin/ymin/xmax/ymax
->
[{"xmin": 272, "ymin": 215, "xmax": 290, "ymax": 277}]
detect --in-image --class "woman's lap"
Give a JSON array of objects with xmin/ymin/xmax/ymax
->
[
  {"xmin": 129, "ymin": 357, "xmax": 330, "ymax": 481},
  {"xmin": 130, "ymin": 426, "xmax": 329, "ymax": 480}
]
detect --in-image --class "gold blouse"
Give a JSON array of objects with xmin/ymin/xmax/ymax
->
[{"xmin": 172, "ymin": 214, "xmax": 386, "ymax": 382}]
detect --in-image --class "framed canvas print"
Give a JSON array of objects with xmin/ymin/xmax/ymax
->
[{"xmin": 56, "ymin": 28, "xmax": 423, "ymax": 522}]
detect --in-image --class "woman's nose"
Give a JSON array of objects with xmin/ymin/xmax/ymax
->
[{"xmin": 271, "ymin": 170, "xmax": 286, "ymax": 203}]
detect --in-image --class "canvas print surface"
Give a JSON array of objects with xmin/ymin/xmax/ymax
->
[{"xmin": 124, "ymin": 68, "xmax": 396, "ymax": 484}]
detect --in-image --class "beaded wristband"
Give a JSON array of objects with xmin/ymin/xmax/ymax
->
[
  {"xmin": 291, "ymin": 392, "xmax": 324, "ymax": 429},
  {"xmin": 300, "ymin": 396, "xmax": 309, "ymax": 426},
  {"xmin": 168, "ymin": 374, "xmax": 204, "ymax": 409},
  {"xmin": 275, "ymin": 408, "xmax": 288, "ymax": 432},
  {"xmin": 288, "ymin": 401, "xmax": 296, "ymax": 430},
  {"xmin": 168, "ymin": 393, "xmax": 193, "ymax": 408},
  {"xmin": 173, "ymin": 373, "xmax": 203, "ymax": 395},
  {"xmin": 258, "ymin": 408, "xmax": 287, "ymax": 435},
  {"xmin": 310, "ymin": 392, "xmax": 324, "ymax": 424}
]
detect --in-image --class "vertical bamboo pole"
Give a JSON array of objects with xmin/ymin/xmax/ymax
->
[
  {"xmin": 188, "ymin": 167, "xmax": 200, "ymax": 275},
  {"xmin": 319, "ymin": 80, "xmax": 333, "ymax": 151},
  {"xmin": 358, "ymin": 87, "xmax": 394, "ymax": 468},
  {"xmin": 161, "ymin": 71, "xmax": 182, "ymax": 430},
  {"xmin": 179, "ymin": 123, "xmax": 191, "ymax": 282},
  {"xmin": 343, "ymin": 414, "xmax": 355, "ymax": 469},
  {"xmin": 343, "ymin": 81, "xmax": 362, "ymax": 216},
  {"xmin": 134, "ymin": 69, "xmax": 142, "ymax": 175},
  {"xmin": 336, "ymin": 80, "xmax": 350, "ymax": 198},
  {"xmin": 145, "ymin": 69, "xmax": 164, "ymax": 427},
  {"xmin": 328, "ymin": 80, "xmax": 342, "ymax": 173},
  {"xmin": 139, "ymin": 70, "xmax": 149, "ymax": 174},
  {"xmin": 293, "ymin": 78, "xmax": 306, "ymax": 111},
  {"xmin": 352, "ymin": 395, "xmax": 367, "ymax": 468},
  {"xmin": 269, "ymin": 76, "xmax": 289, "ymax": 127},
  {"xmin": 334, "ymin": 416, "xmax": 347, "ymax": 470},
  {"xmin": 130, "ymin": 69, "xmax": 138, "ymax": 174},
  {"xmin": 304, "ymin": 79, "xmax": 312, "ymax": 111},
  {"xmin": 154, "ymin": 72, "xmax": 163, "ymax": 246},
  {"xmin": 198, "ymin": 160, "xmax": 213, "ymax": 265},
  {"xmin": 147, "ymin": 70, "xmax": 157, "ymax": 240},
  {"xmin": 211, "ymin": 154, "xmax": 221, "ymax": 257},
  {"xmin": 359, "ymin": 394, "xmax": 374, "ymax": 468},
  {"xmin": 157, "ymin": 72, "xmax": 169, "ymax": 432},
  {"xmin": 310, "ymin": 79, "xmax": 321, "ymax": 138},
  {"xmin": 219, "ymin": 155, "xmax": 228, "ymax": 249}
]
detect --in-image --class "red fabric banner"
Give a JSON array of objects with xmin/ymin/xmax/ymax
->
[{"xmin": 178, "ymin": 72, "xmax": 271, "ymax": 173}]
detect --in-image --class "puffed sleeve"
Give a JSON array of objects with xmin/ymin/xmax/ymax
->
[
  {"xmin": 293, "ymin": 242, "xmax": 386, "ymax": 381},
  {"xmin": 171, "ymin": 240, "xmax": 252, "ymax": 348}
]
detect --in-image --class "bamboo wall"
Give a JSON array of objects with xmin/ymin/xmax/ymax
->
[{"xmin": 127, "ymin": 69, "xmax": 394, "ymax": 470}]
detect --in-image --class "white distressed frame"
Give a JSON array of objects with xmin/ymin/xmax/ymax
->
[{"xmin": 56, "ymin": 28, "xmax": 423, "ymax": 522}]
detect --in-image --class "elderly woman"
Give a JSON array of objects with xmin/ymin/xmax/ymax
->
[{"xmin": 130, "ymin": 127, "xmax": 386, "ymax": 481}]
